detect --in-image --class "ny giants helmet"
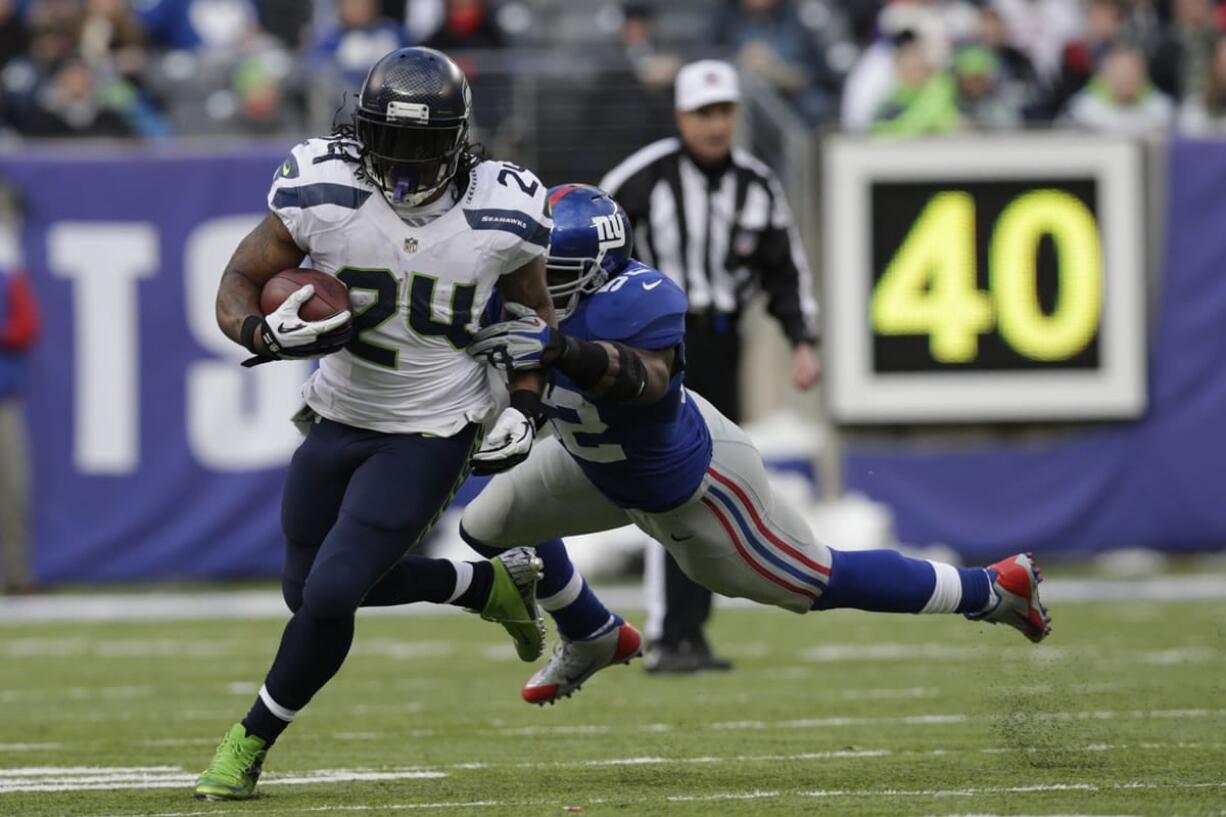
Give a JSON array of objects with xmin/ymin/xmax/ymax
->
[
  {"xmin": 545, "ymin": 184, "xmax": 634, "ymax": 320},
  {"xmin": 355, "ymin": 47, "xmax": 472, "ymax": 207}
]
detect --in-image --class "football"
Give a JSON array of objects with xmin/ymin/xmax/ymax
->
[{"xmin": 260, "ymin": 268, "xmax": 351, "ymax": 322}]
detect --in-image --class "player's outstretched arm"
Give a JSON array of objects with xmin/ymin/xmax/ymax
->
[
  {"xmin": 215, "ymin": 212, "xmax": 306, "ymax": 355},
  {"xmin": 468, "ymin": 307, "xmax": 675, "ymax": 407},
  {"xmin": 552, "ymin": 340, "xmax": 674, "ymax": 406}
]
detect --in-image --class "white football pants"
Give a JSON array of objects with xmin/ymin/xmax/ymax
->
[{"xmin": 461, "ymin": 391, "xmax": 832, "ymax": 614}]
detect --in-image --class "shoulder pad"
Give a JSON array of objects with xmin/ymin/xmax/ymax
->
[
  {"xmin": 585, "ymin": 265, "xmax": 687, "ymax": 348},
  {"xmin": 268, "ymin": 137, "xmax": 374, "ymax": 223},
  {"xmin": 275, "ymin": 137, "xmax": 366, "ymax": 187},
  {"xmin": 461, "ymin": 160, "xmax": 552, "ymax": 251}
]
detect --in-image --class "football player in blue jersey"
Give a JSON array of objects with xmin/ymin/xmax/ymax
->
[{"xmin": 459, "ymin": 184, "xmax": 1052, "ymax": 705}]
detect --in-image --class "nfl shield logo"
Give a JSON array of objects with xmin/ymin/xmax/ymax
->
[{"xmin": 404, "ymin": 237, "xmax": 419, "ymax": 254}]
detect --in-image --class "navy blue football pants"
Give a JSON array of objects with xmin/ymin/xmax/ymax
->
[{"xmin": 263, "ymin": 417, "xmax": 478, "ymax": 712}]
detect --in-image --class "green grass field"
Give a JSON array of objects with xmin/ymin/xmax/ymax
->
[{"xmin": 1, "ymin": 596, "xmax": 1224, "ymax": 817}]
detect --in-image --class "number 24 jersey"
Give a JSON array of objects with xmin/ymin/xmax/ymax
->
[{"xmin": 268, "ymin": 136, "xmax": 551, "ymax": 436}]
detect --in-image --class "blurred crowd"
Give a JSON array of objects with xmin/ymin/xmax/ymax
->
[
  {"xmin": 835, "ymin": 0, "xmax": 1224, "ymax": 135},
  {"xmin": 2, "ymin": 0, "xmax": 1226, "ymax": 140},
  {"xmin": 0, "ymin": 0, "xmax": 507, "ymax": 139}
]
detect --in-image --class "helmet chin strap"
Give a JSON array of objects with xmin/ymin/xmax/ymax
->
[
  {"xmin": 387, "ymin": 176, "xmax": 458, "ymax": 225},
  {"xmin": 388, "ymin": 175, "xmax": 448, "ymax": 208}
]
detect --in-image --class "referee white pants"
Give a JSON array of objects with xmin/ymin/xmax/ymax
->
[{"xmin": 461, "ymin": 392, "xmax": 832, "ymax": 615}]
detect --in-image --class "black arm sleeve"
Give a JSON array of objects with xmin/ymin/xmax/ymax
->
[{"xmin": 554, "ymin": 335, "xmax": 648, "ymax": 402}]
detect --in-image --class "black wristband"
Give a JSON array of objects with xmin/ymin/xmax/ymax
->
[
  {"xmin": 240, "ymin": 315, "xmax": 263, "ymax": 355},
  {"xmin": 553, "ymin": 335, "xmax": 650, "ymax": 402},
  {"xmin": 509, "ymin": 388, "xmax": 541, "ymax": 419},
  {"xmin": 554, "ymin": 335, "xmax": 610, "ymax": 391}
]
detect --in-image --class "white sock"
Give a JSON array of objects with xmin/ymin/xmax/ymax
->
[
  {"xmin": 919, "ymin": 561, "xmax": 963, "ymax": 614},
  {"xmin": 444, "ymin": 560, "xmax": 474, "ymax": 604},
  {"xmin": 259, "ymin": 684, "xmax": 298, "ymax": 723},
  {"xmin": 539, "ymin": 570, "xmax": 584, "ymax": 612}
]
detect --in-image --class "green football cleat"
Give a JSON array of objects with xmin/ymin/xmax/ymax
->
[
  {"xmin": 194, "ymin": 722, "xmax": 269, "ymax": 801},
  {"xmin": 477, "ymin": 547, "xmax": 546, "ymax": 662}
]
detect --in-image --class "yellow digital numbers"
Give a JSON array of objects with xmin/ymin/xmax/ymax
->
[
  {"xmin": 872, "ymin": 188, "xmax": 1102, "ymax": 363},
  {"xmin": 870, "ymin": 192, "xmax": 992, "ymax": 363}
]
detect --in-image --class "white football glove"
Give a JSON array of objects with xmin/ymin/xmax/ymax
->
[
  {"xmin": 471, "ymin": 406, "xmax": 534, "ymax": 475},
  {"xmin": 261, "ymin": 284, "xmax": 353, "ymax": 359},
  {"xmin": 467, "ymin": 302, "xmax": 558, "ymax": 372}
]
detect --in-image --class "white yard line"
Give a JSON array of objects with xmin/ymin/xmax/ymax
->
[
  {"xmin": 506, "ymin": 750, "xmax": 891, "ymax": 769},
  {"xmin": 485, "ymin": 742, "xmax": 1217, "ymax": 772},
  {"xmin": 20, "ymin": 750, "xmax": 1223, "ymax": 811},
  {"xmin": 0, "ymin": 766, "xmax": 181, "ymax": 777},
  {"xmin": 30, "ymin": 739, "xmax": 1217, "ymax": 788},
  {"xmin": 800, "ymin": 644, "xmax": 987, "ymax": 662},
  {"xmin": 0, "ymin": 767, "xmax": 446, "ymax": 795},
  {"xmin": 705, "ymin": 708, "xmax": 1223, "ymax": 732},
  {"xmin": 668, "ymin": 781, "xmax": 1226, "ymax": 802},
  {"xmin": 840, "ymin": 686, "xmax": 937, "ymax": 700},
  {"xmin": 3, "ymin": 574, "xmax": 1226, "ymax": 624},
  {"xmin": 89, "ymin": 803, "xmax": 504, "ymax": 817},
  {"xmin": 0, "ymin": 685, "xmax": 153, "ymax": 703},
  {"xmin": 496, "ymin": 724, "xmax": 613, "ymax": 736},
  {"xmin": 140, "ymin": 739, "xmax": 216, "ymax": 748},
  {"xmin": 264, "ymin": 770, "xmax": 445, "ymax": 786}
]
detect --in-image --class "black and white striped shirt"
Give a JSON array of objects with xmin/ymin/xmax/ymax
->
[{"xmin": 599, "ymin": 137, "xmax": 818, "ymax": 345}]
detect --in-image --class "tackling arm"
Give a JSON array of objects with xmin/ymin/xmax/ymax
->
[
  {"xmin": 546, "ymin": 337, "xmax": 674, "ymax": 407},
  {"xmin": 216, "ymin": 212, "xmax": 306, "ymax": 356},
  {"xmin": 468, "ymin": 309, "xmax": 675, "ymax": 407}
]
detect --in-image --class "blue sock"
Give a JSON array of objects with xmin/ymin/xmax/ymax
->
[
  {"xmin": 535, "ymin": 539, "xmax": 618, "ymax": 640},
  {"xmin": 811, "ymin": 549, "xmax": 992, "ymax": 614}
]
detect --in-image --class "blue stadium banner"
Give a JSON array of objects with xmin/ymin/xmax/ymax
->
[
  {"xmin": 0, "ymin": 144, "xmax": 306, "ymax": 581},
  {"xmin": 4, "ymin": 138, "xmax": 1226, "ymax": 583}
]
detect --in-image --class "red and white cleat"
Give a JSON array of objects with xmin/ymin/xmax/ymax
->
[
  {"xmin": 969, "ymin": 552, "xmax": 1052, "ymax": 643},
  {"xmin": 522, "ymin": 620, "xmax": 642, "ymax": 705}
]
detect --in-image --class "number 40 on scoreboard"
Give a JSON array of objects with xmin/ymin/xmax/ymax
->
[{"xmin": 824, "ymin": 136, "xmax": 1147, "ymax": 424}]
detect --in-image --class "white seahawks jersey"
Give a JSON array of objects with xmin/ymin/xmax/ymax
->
[{"xmin": 267, "ymin": 136, "xmax": 551, "ymax": 436}]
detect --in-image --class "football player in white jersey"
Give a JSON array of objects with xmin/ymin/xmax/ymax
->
[{"xmin": 195, "ymin": 48, "xmax": 555, "ymax": 801}]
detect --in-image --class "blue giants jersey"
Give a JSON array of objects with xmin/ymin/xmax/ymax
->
[{"xmin": 542, "ymin": 261, "xmax": 712, "ymax": 512}]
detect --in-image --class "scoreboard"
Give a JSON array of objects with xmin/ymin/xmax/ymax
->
[{"xmin": 823, "ymin": 136, "xmax": 1147, "ymax": 424}]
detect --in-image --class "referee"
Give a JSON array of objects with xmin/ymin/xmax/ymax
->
[{"xmin": 601, "ymin": 59, "xmax": 820, "ymax": 674}]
